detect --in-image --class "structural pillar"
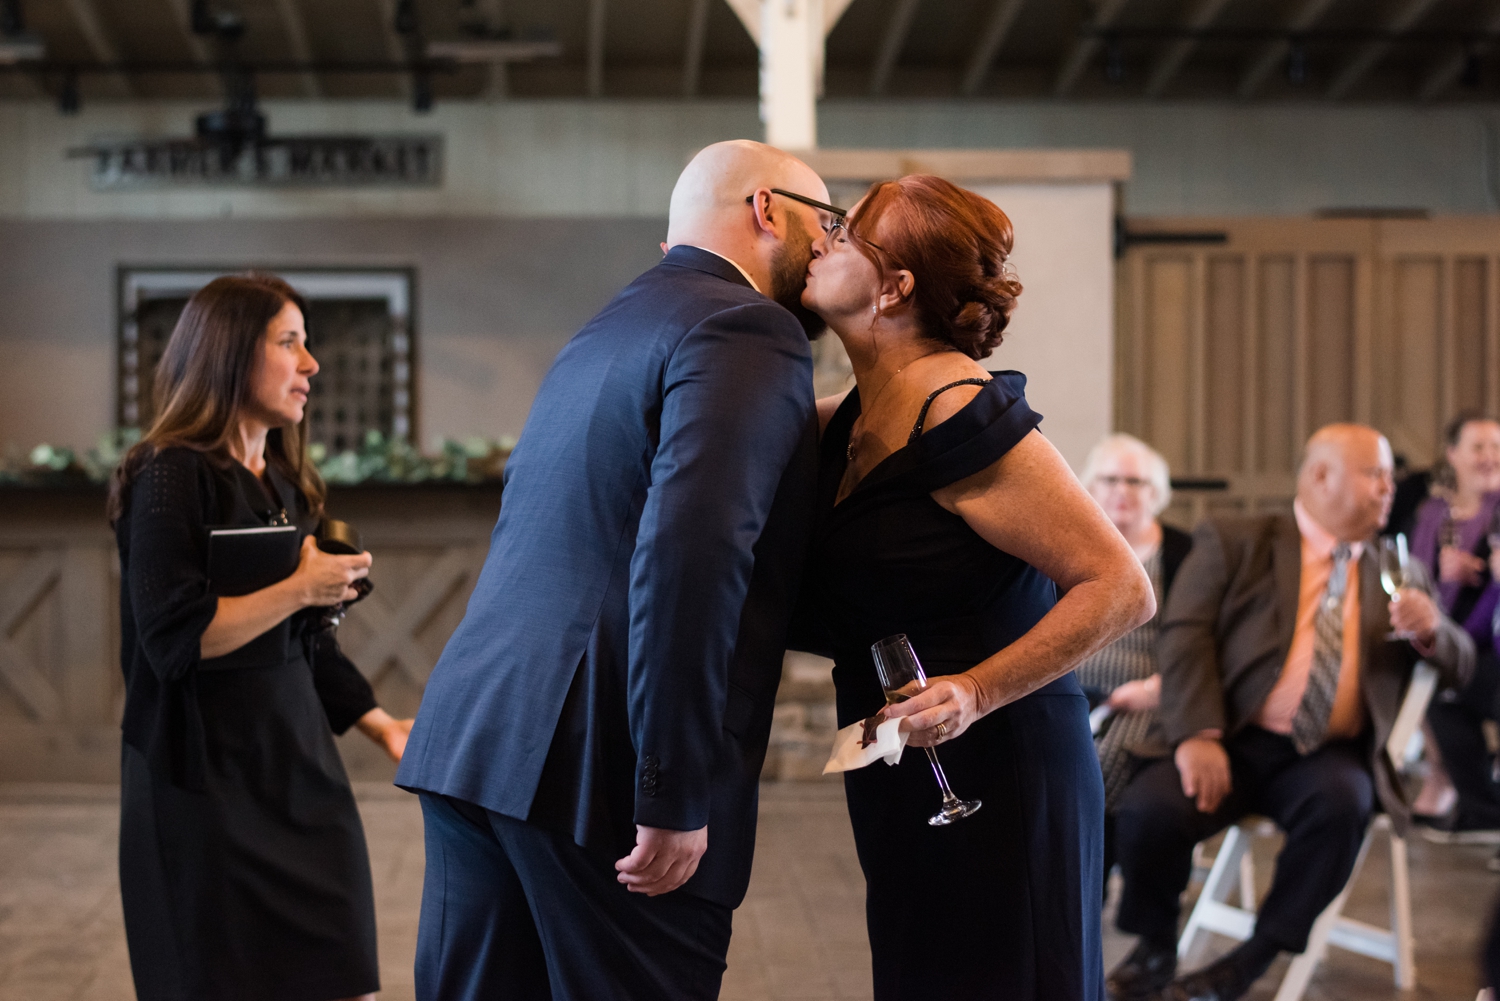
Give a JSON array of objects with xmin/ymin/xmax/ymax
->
[{"xmin": 724, "ymin": 0, "xmax": 855, "ymax": 151}]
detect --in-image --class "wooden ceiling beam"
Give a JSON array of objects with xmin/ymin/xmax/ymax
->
[
  {"xmin": 961, "ymin": 0, "xmax": 1026, "ymax": 97},
  {"xmin": 1054, "ymin": 0, "xmax": 1131, "ymax": 97},
  {"xmin": 479, "ymin": 0, "xmax": 507, "ymax": 99},
  {"xmin": 64, "ymin": 0, "xmax": 131, "ymax": 96},
  {"xmin": 1143, "ymin": 0, "xmax": 1230, "ymax": 98},
  {"xmin": 1236, "ymin": 0, "xmax": 1335, "ymax": 98},
  {"xmin": 271, "ymin": 0, "xmax": 321, "ymax": 98},
  {"xmin": 682, "ymin": 0, "xmax": 711, "ymax": 97},
  {"xmin": 1419, "ymin": 0, "xmax": 1500, "ymax": 100},
  {"xmin": 869, "ymin": 0, "xmax": 921, "ymax": 96},
  {"xmin": 587, "ymin": 0, "xmax": 607, "ymax": 97},
  {"xmin": 1326, "ymin": 0, "xmax": 1439, "ymax": 99},
  {"xmin": 158, "ymin": 0, "xmax": 214, "ymax": 96},
  {"xmin": 372, "ymin": 0, "xmax": 412, "ymax": 100}
]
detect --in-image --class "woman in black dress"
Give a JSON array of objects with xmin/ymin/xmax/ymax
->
[
  {"xmin": 108, "ymin": 274, "xmax": 413, "ymax": 1001},
  {"xmin": 798, "ymin": 176, "xmax": 1156, "ymax": 1000}
]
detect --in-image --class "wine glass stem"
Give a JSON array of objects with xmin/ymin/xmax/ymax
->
[{"xmin": 924, "ymin": 747, "xmax": 960, "ymax": 805}]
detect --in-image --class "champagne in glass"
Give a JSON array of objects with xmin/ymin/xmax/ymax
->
[
  {"xmin": 870, "ymin": 634, "xmax": 981, "ymax": 827},
  {"xmin": 1380, "ymin": 534, "xmax": 1414, "ymax": 640}
]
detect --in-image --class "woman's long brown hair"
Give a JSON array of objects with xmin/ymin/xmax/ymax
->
[{"xmin": 108, "ymin": 273, "xmax": 326, "ymax": 523}]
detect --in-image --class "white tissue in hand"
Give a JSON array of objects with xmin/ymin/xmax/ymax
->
[{"xmin": 822, "ymin": 716, "xmax": 908, "ymax": 774}]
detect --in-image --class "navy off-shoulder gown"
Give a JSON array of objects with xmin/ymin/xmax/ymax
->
[{"xmin": 805, "ymin": 372, "xmax": 1105, "ymax": 1001}]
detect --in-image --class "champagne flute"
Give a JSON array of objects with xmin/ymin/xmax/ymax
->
[
  {"xmin": 1380, "ymin": 534, "xmax": 1414, "ymax": 640},
  {"xmin": 870, "ymin": 634, "xmax": 982, "ymax": 827}
]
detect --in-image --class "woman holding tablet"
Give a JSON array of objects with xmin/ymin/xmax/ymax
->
[{"xmin": 108, "ymin": 273, "xmax": 409, "ymax": 1001}]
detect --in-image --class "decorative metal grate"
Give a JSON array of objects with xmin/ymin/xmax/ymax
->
[{"xmin": 118, "ymin": 268, "xmax": 416, "ymax": 452}]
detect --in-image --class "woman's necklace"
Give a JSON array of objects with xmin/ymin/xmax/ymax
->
[{"xmin": 846, "ymin": 349, "xmax": 948, "ymax": 464}]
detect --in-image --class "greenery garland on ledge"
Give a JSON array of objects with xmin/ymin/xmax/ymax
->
[{"xmin": 0, "ymin": 430, "xmax": 514, "ymax": 488}]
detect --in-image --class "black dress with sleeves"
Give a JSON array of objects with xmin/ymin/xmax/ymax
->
[
  {"xmin": 115, "ymin": 447, "xmax": 380, "ymax": 1001},
  {"xmin": 805, "ymin": 373, "xmax": 1106, "ymax": 1001}
]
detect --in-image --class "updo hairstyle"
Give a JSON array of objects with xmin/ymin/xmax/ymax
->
[{"xmin": 844, "ymin": 174, "xmax": 1022, "ymax": 359}]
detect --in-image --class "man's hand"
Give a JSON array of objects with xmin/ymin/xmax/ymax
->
[
  {"xmin": 1390, "ymin": 587, "xmax": 1440, "ymax": 645},
  {"xmin": 1108, "ymin": 674, "xmax": 1161, "ymax": 714},
  {"xmin": 1175, "ymin": 736, "xmax": 1231, "ymax": 814},
  {"xmin": 615, "ymin": 824, "xmax": 707, "ymax": 896}
]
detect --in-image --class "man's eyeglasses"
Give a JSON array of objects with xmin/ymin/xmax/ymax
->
[
  {"xmin": 746, "ymin": 188, "xmax": 893, "ymax": 254},
  {"xmin": 745, "ymin": 188, "xmax": 846, "ymax": 218},
  {"xmin": 1095, "ymin": 475, "xmax": 1154, "ymax": 491}
]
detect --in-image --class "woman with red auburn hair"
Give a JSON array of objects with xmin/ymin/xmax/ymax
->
[{"xmin": 796, "ymin": 175, "xmax": 1154, "ymax": 999}]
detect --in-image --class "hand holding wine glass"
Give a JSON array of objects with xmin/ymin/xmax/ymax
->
[
  {"xmin": 871, "ymin": 635, "xmax": 982, "ymax": 827},
  {"xmin": 1380, "ymin": 534, "xmax": 1440, "ymax": 644},
  {"xmin": 1380, "ymin": 535, "xmax": 1414, "ymax": 640}
]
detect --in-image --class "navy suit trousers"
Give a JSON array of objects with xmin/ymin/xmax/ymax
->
[{"xmin": 415, "ymin": 793, "xmax": 733, "ymax": 1001}]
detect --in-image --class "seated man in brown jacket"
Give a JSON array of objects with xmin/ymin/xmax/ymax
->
[{"xmin": 1106, "ymin": 424, "xmax": 1475, "ymax": 1001}]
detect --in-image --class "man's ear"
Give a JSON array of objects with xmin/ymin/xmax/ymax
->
[
  {"xmin": 660, "ymin": 242, "xmax": 668, "ymax": 255},
  {"xmin": 748, "ymin": 188, "xmax": 779, "ymax": 237}
]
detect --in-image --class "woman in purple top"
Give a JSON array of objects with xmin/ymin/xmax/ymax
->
[{"xmin": 1412, "ymin": 412, "xmax": 1500, "ymax": 850}]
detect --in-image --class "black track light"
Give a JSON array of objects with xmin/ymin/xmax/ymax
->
[
  {"xmin": 394, "ymin": 0, "xmax": 418, "ymax": 37},
  {"xmin": 1105, "ymin": 35, "xmax": 1125, "ymax": 84},
  {"xmin": 191, "ymin": 0, "xmax": 214, "ymax": 36},
  {"xmin": 1286, "ymin": 39, "xmax": 1307, "ymax": 86},
  {"xmin": 412, "ymin": 70, "xmax": 433, "ymax": 112},
  {"xmin": 1461, "ymin": 48, "xmax": 1483, "ymax": 89},
  {"xmin": 1, "ymin": 0, "xmax": 24, "ymax": 37},
  {"xmin": 58, "ymin": 68, "xmax": 79, "ymax": 114}
]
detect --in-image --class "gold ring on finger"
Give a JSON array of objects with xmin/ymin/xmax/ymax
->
[{"xmin": 935, "ymin": 722, "xmax": 948, "ymax": 738}]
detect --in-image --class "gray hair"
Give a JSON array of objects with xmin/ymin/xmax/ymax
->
[{"xmin": 1080, "ymin": 433, "xmax": 1172, "ymax": 516}]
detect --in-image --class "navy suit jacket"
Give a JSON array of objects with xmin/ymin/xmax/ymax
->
[{"xmin": 397, "ymin": 246, "xmax": 818, "ymax": 909}]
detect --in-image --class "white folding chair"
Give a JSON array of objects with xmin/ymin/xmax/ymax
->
[{"xmin": 1176, "ymin": 662, "xmax": 1440, "ymax": 1001}]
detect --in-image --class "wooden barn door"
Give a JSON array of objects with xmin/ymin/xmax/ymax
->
[{"xmin": 1116, "ymin": 216, "xmax": 1500, "ymax": 530}]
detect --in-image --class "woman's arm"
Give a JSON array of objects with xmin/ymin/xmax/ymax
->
[
  {"xmin": 355, "ymin": 708, "xmax": 414, "ymax": 762},
  {"xmin": 200, "ymin": 535, "xmax": 372, "ymax": 659},
  {"xmin": 882, "ymin": 429, "xmax": 1155, "ymax": 744}
]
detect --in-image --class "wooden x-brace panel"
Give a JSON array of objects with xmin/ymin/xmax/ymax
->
[
  {"xmin": 0, "ymin": 550, "xmax": 64, "ymax": 722},
  {"xmin": 342, "ymin": 546, "xmax": 478, "ymax": 688}
]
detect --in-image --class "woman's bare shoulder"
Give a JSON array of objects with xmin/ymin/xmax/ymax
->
[
  {"xmin": 816, "ymin": 388, "xmax": 853, "ymax": 434},
  {"xmin": 914, "ymin": 356, "xmax": 992, "ymax": 434}
]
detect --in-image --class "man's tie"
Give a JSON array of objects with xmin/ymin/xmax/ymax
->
[{"xmin": 1291, "ymin": 542, "xmax": 1353, "ymax": 755}]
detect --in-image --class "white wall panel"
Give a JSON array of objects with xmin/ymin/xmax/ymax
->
[
  {"xmin": 1, "ymin": 100, "xmax": 1498, "ymax": 219},
  {"xmin": 970, "ymin": 182, "xmax": 1114, "ymax": 472}
]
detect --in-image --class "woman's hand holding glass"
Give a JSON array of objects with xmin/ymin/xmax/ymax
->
[
  {"xmin": 1439, "ymin": 544, "xmax": 1487, "ymax": 588},
  {"xmin": 881, "ymin": 672, "xmax": 984, "ymax": 747},
  {"xmin": 290, "ymin": 535, "xmax": 372, "ymax": 607}
]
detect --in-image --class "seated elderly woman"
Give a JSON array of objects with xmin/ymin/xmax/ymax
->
[{"xmin": 1076, "ymin": 433, "xmax": 1194, "ymax": 898}]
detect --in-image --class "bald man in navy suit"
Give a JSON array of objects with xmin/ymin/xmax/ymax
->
[{"xmin": 396, "ymin": 141, "xmax": 838, "ymax": 1001}]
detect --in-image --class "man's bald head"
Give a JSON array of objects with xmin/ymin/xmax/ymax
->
[
  {"xmin": 1297, "ymin": 423, "xmax": 1395, "ymax": 541},
  {"xmin": 667, "ymin": 140, "xmax": 828, "ymax": 244},
  {"xmin": 664, "ymin": 141, "xmax": 832, "ymax": 338}
]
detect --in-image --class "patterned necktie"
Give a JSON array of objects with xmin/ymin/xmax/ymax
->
[{"xmin": 1291, "ymin": 542, "xmax": 1353, "ymax": 755}]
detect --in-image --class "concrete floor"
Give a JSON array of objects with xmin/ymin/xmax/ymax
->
[{"xmin": 0, "ymin": 780, "xmax": 1493, "ymax": 1001}]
